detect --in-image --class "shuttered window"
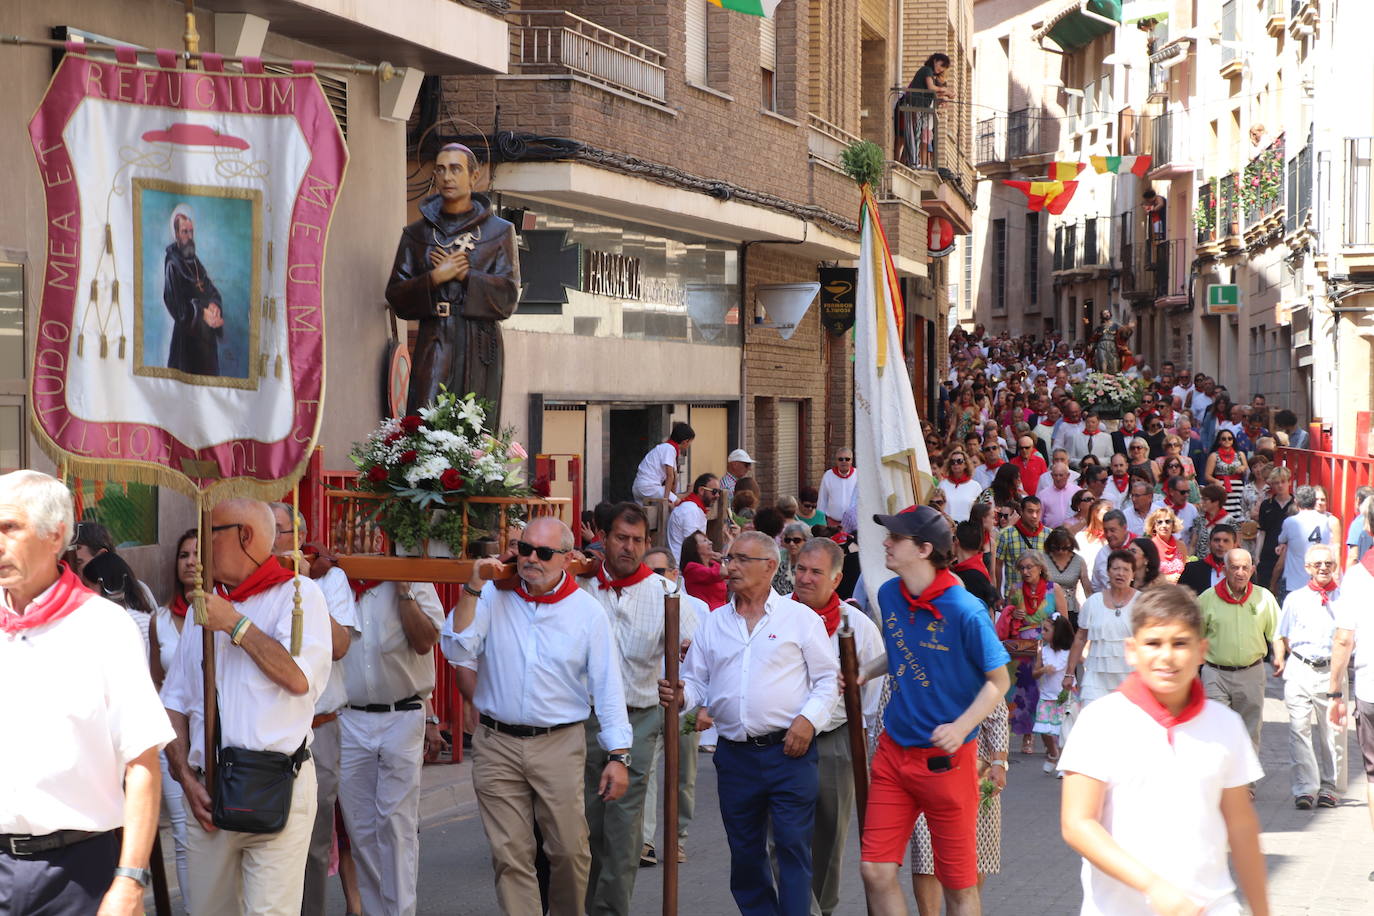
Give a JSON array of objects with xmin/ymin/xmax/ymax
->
[
  {"xmin": 686, "ymin": 0, "xmax": 708, "ymax": 85},
  {"xmin": 759, "ymin": 11, "xmax": 777, "ymax": 110},
  {"xmin": 776, "ymin": 400, "xmax": 800, "ymax": 499}
]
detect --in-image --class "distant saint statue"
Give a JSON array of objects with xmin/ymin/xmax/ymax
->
[
  {"xmin": 163, "ymin": 204, "xmax": 224, "ymax": 375},
  {"xmin": 385, "ymin": 143, "xmax": 519, "ymax": 418},
  {"xmin": 1090, "ymin": 309, "xmax": 1135, "ymax": 374}
]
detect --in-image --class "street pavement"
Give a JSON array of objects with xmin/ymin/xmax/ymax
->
[{"xmin": 155, "ymin": 672, "xmax": 1373, "ymax": 913}]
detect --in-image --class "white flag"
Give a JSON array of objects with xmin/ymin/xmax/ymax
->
[{"xmin": 854, "ymin": 187, "xmax": 933, "ymax": 610}]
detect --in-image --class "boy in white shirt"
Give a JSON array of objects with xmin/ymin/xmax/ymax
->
[{"xmin": 1059, "ymin": 583, "xmax": 1269, "ymax": 916}]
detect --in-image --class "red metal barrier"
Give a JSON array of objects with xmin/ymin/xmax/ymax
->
[{"xmin": 1275, "ymin": 447, "xmax": 1374, "ymax": 568}]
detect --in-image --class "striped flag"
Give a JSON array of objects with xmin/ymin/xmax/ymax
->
[
  {"xmin": 1003, "ymin": 179, "xmax": 1080, "ymax": 214},
  {"xmin": 1049, "ymin": 161, "xmax": 1086, "ymax": 181},
  {"xmin": 707, "ymin": 0, "xmax": 781, "ymax": 16},
  {"xmin": 854, "ymin": 185, "xmax": 933, "ymax": 611},
  {"xmin": 1090, "ymin": 154, "xmax": 1152, "ymax": 176}
]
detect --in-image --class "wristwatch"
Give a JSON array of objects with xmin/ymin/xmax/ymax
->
[
  {"xmin": 988, "ymin": 760, "xmax": 1008, "ymax": 770},
  {"xmin": 425, "ymin": 715, "xmax": 441, "ymax": 726},
  {"xmin": 397, "ymin": 589, "xmax": 415, "ymax": 601},
  {"xmin": 114, "ymin": 866, "xmax": 152, "ymax": 887},
  {"xmin": 607, "ymin": 752, "xmax": 632, "ymax": 768},
  {"xmin": 1324, "ymin": 691, "xmax": 1344, "ymax": 699}
]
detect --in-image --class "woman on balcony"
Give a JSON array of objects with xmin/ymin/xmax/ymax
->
[{"xmin": 894, "ymin": 52, "xmax": 953, "ymax": 169}]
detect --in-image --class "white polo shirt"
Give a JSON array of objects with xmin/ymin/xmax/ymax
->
[
  {"xmin": 1059, "ymin": 692, "xmax": 1263, "ymax": 915},
  {"xmin": 1, "ymin": 593, "xmax": 174, "ymax": 834},
  {"xmin": 633, "ymin": 442, "xmax": 680, "ymax": 504},
  {"xmin": 342, "ymin": 581, "xmax": 443, "ymax": 706},
  {"xmin": 1335, "ymin": 562, "xmax": 1374, "ymax": 703},
  {"xmin": 313, "ymin": 566, "xmax": 361, "ymax": 715}
]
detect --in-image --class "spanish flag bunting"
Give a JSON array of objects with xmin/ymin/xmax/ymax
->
[
  {"xmin": 1049, "ymin": 161, "xmax": 1085, "ymax": 181},
  {"xmin": 707, "ymin": 0, "xmax": 781, "ymax": 16},
  {"xmin": 1090, "ymin": 154, "xmax": 1152, "ymax": 176},
  {"xmin": 1002, "ymin": 179, "xmax": 1080, "ymax": 215}
]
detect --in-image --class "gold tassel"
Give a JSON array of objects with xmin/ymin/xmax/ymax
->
[
  {"xmin": 76, "ymin": 334, "xmax": 84, "ymax": 357},
  {"xmin": 90, "ymin": 278, "xmax": 99, "ymax": 302},
  {"xmin": 99, "ymin": 334, "xmax": 108, "ymax": 358},
  {"xmin": 274, "ymin": 355, "xmax": 282, "ymax": 378},
  {"xmin": 192, "ymin": 557, "xmax": 208, "ymax": 627},
  {"xmin": 104, "ymin": 224, "xmax": 113, "ymax": 254},
  {"xmin": 111, "ymin": 279, "xmax": 120, "ymax": 305},
  {"xmin": 289, "ymin": 479, "xmax": 302, "ymax": 656},
  {"xmin": 268, "ymin": 240, "xmax": 274, "ymax": 273},
  {"xmin": 118, "ymin": 336, "xmax": 126, "ymax": 360}
]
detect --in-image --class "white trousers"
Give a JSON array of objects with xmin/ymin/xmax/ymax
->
[
  {"xmin": 184, "ymin": 758, "xmax": 317, "ymax": 916},
  {"xmin": 158, "ymin": 752, "xmax": 190, "ymax": 910},
  {"xmin": 1283, "ymin": 656, "xmax": 1348, "ymax": 796},
  {"xmin": 338, "ymin": 706, "xmax": 426, "ymax": 916}
]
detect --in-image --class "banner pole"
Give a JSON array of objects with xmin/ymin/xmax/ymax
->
[
  {"xmin": 662, "ymin": 589, "xmax": 680, "ymax": 916},
  {"xmin": 198, "ymin": 508, "xmax": 218, "ymax": 795}
]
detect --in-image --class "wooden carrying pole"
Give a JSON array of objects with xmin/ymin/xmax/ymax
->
[
  {"xmin": 198, "ymin": 510, "xmax": 218, "ymax": 794},
  {"xmin": 837, "ymin": 615, "xmax": 869, "ymax": 830},
  {"xmin": 662, "ymin": 589, "xmax": 681, "ymax": 916},
  {"xmin": 148, "ymin": 832, "xmax": 172, "ymax": 916}
]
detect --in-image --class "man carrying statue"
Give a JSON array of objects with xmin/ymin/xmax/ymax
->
[
  {"xmin": 1089, "ymin": 308, "xmax": 1135, "ymax": 375},
  {"xmin": 386, "ymin": 143, "xmax": 520, "ymax": 417}
]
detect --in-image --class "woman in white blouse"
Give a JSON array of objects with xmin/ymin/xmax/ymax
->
[{"xmin": 938, "ymin": 450, "xmax": 983, "ymax": 522}]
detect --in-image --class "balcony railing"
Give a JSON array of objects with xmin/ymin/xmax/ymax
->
[
  {"xmin": 976, "ymin": 116, "xmax": 1006, "ymax": 166},
  {"xmin": 1219, "ymin": 172, "xmax": 1240, "ymax": 238},
  {"xmin": 879, "ymin": 159, "xmax": 924, "ymax": 209},
  {"xmin": 1053, "ymin": 217, "xmax": 1109, "ymax": 273},
  {"xmin": 1242, "ymin": 135, "xmax": 1286, "ymax": 226},
  {"xmin": 894, "ymin": 105, "xmax": 942, "ymax": 171},
  {"xmin": 1344, "ymin": 137, "xmax": 1374, "ymax": 245},
  {"xmin": 1196, "ymin": 179, "xmax": 1218, "ymax": 244},
  {"xmin": 1008, "ymin": 107, "xmax": 1043, "ymax": 159},
  {"xmin": 807, "ymin": 113, "xmax": 862, "ymax": 169},
  {"xmin": 509, "ymin": 10, "xmax": 667, "ymax": 104},
  {"xmin": 1287, "ymin": 134, "xmax": 1314, "ymax": 235}
]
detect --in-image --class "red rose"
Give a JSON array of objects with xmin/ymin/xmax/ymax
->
[
  {"xmin": 399, "ymin": 449, "xmax": 419, "ymax": 464},
  {"xmin": 384, "ymin": 431, "xmax": 404, "ymax": 445},
  {"xmin": 440, "ymin": 469, "xmax": 464, "ymax": 491},
  {"xmin": 366, "ymin": 466, "xmax": 389, "ymax": 483},
  {"xmin": 400, "ymin": 415, "xmax": 424, "ymax": 433}
]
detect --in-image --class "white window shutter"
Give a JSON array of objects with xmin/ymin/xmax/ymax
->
[{"xmin": 686, "ymin": 0, "xmax": 708, "ymax": 85}]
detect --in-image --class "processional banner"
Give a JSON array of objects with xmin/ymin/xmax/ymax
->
[{"xmin": 28, "ymin": 48, "xmax": 347, "ymax": 499}]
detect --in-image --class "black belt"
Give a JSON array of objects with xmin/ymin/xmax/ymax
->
[
  {"xmin": 719, "ymin": 729, "xmax": 788, "ymax": 748},
  {"xmin": 0, "ymin": 829, "xmax": 107, "ymax": 857},
  {"xmin": 1206, "ymin": 659, "xmax": 1263, "ymax": 672},
  {"xmin": 1290, "ymin": 650, "xmax": 1331, "ymax": 670},
  {"xmin": 479, "ymin": 714, "xmax": 578, "ymax": 738},
  {"xmin": 348, "ymin": 694, "xmax": 422, "ymax": 713}
]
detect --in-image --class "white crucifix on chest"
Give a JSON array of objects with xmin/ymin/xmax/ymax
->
[{"xmin": 445, "ymin": 232, "xmax": 477, "ymax": 255}]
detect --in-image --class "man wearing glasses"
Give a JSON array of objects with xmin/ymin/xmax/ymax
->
[
  {"xmin": 1274, "ymin": 544, "xmax": 1347, "ymax": 810},
  {"xmin": 1275, "ymin": 486, "xmax": 1332, "ymax": 604},
  {"xmin": 818, "ymin": 449, "xmax": 859, "ymax": 527},
  {"xmin": 972, "ymin": 442, "xmax": 1006, "ymax": 489},
  {"xmin": 444, "ymin": 517, "xmax": 632, "ymax": 915},
  {"xmin": 666, "ymin": 474, "xmax": 721, "ymax": 567},
  {"xmin": 1010, "ymin": 437, "xmax": 1048, "ymax": 497},
  {"xmin": 659, "ymin": 532, "xmax": 839, "ymax": 915}
]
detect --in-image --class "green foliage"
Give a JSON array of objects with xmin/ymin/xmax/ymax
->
[{"xmin": 841, "ymin": 140, "xmax": 885, "ymax": 189}]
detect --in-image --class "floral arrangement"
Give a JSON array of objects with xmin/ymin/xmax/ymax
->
[
  {"xmin": 1072, "ymin": 372, "xmax": 1146, "ymax": 415},
  {"xmin": 1239, "ymin": 136, "xmax": 1285, "ymax": 218},
  {"xmin": 350, "ymin": 389, "xmax": 529, "ymax": 551}
]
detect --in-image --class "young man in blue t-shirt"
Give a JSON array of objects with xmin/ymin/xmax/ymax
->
[{"xmin": 859, "ymin": 506, "xmax": 1010, "ymax": 916}]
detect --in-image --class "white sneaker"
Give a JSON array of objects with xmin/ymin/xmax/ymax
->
[{"xmin": 1043, "ymin": 761, "xmax": 1055, "ymax": 774}]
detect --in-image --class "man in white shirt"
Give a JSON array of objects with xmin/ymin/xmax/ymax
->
[
  {"xmin": 1036, "ymin": 462, "xmax": 1081, "ymax": 529},
  {"xmin": 1091, "ymin": 511, "xmax": 1135, "ymax": 592},
  {"xmin": 576, "ymin": 504, "xmax": 699, "ymax": 915},
  {"xmin": 666, "ymin": 473, "xmax": 720, "ymax": 565},
  {"xmin": 163, "ymin": 498, "xmax": 333, "ymax": 916},
  {"xmin": 721, "ymin": 448, "xmax": 754, "ymax": 506},
  {"xmin": 1064, "ymin": 412, "xmax": 1114, "ymax": 470},
  {"xmin": 444, "ymin": 517, "xmax": 631, "ymax": 916},
  {"xmin": 1102, "ymin": 453, "xmax": 1132, "ymax": 508},
  {"xmin": 1051, "ymin": 400, "xmax": 1084, "ymax": 455},
  {"xmin": 788, "ymin": 538, "xmax": 883, "ymax": 916},
  {"xmin": 1329, "ymin": 557, "xmax": 1374, "ymax": 871},
  {"xmin": 659, "ymin": 532, "xmax": 839, "ymax": 915},
  {"xmin": 1275, "ymin": 486, "xmax": 1330, "ymax": 604},
  {"xmin": 269, "ymin": 503, "xmax": 358, "ymax": 916},
  {"xmin": 632, "ymin": 421, "xmax": 694, "ymax": 505},
  {"xmin": 1121, "ymin": 480, "xmax": 1162, "ymax": 537},
  {"xmin": 1274, "ymin": 545, "xmax": 1346, "ymax": 810},
  {"xmin": 337, "ymin": 575, "xmax": 443, "ymax": 916},
  {"xmin": 0, "ymin": 470, "xmax": 173, "ymax": 915},
  {"xmin": 817, "ymin": 448, "xmax": 859, "ymax": 526},
  {"xmin": 1159, "ymin": 476, "xmax": 1200, "ymax": 536}
]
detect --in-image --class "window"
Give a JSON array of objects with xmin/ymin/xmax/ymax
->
[
  {"xmin": 0, "ymin": 263, "xmax": 24, "ymax": 473},
  {"xmin": 992, "ymin": 219, "xmax": 1007, "ymax": 314},
  {"xmin": 686, "ymin": 0, "xmax": 709, "ymax": 86},
  {"xmin": 776, "ymin": 400, "xmax": 800, "ymax": 498},
  {"xmin": 759, "ymin": 12, "xmax": 777, "ymax": 111},
  {"xmin": 962, "ymin": 233, "xmax": 973, "ymax": 316},
  {"xmin": 1024, "ymin": 213, "xmax": 1039, "ymax": 307}
]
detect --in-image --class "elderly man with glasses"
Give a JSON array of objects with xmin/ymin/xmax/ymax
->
[
  {"xmin": 666, "ymin": 473, "xmax": 721, "ymax": 569},
  {"xmin": 659, "ymin": 531, "xmax": 838, "ymax": 915},
  {"xmin": 443, "ymin": 517, "xmax": 631, "ymax": 916},
  {"xmin": 1274, "ymin": 544, "xmax": 1347, "ymax": 810},
  {"xmin": 1011, "ymin": 436, "xmax": 1048, "ymax": 495},
  {"xmin": 818, "ymin": 449, "xmax": 859, "ymax": 527}
]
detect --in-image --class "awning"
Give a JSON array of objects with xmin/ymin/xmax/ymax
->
[{"xmin": 1033, "ymin": 0, "xmax": 1123, "ymax": 52}]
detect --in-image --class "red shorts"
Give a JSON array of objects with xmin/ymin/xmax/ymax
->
[{"xmin": 860, "ymin": 733, "xmax": 979, "ymax": 889}]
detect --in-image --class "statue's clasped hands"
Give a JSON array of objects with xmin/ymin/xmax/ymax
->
[{"xmin": 428, "ymin": 247, "xmax": 470, "ymax": 284}]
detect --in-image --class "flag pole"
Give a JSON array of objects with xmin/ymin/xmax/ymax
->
[{"xmin": 837, "ymin": 615, "xmax": 868, "ymax": 828}]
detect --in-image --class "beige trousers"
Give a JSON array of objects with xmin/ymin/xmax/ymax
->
[
  {"xmin": 472, "ymin": 722, "xmax": 589, "ymax": 916},
  {"xmin": 184, "ymin": 758, "xmax": 317, "ymax": 916}
]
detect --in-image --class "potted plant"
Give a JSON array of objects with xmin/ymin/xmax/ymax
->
[
  {"xmin": 350, "ymin": 389, "xmax": 530, "ymax": 556},
  {"xmin": 1071, "ymin": 373, "xmax": 1147, "ymax": 419}
]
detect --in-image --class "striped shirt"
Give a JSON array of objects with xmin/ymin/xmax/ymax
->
[{"xmin": 578, "ymin": 573, "xmax": 701, "ymax": 708}]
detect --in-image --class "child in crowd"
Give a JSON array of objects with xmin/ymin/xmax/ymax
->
[
  {"xmin": 1032, "ymin": 614, "xmax": 1074, "ymax": 774},
  {"xmin": 1059, "ymin": 583, "xmax": 1269, "ymax": 915}
]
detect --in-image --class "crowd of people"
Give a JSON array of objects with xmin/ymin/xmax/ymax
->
[{"xmin": 4, "ymin": 321, "xmax": 1372, "ymax": 916}]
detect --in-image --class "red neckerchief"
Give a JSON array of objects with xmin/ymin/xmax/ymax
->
[
  {"xmin": 678, "ymin": 493, "xmax": 707, "ymax": 513},
  {"xmin": 349, "ymin": 579, "xmax": 381, "ymax": 600},
  {"xmin": 814, "ymin": 592, "xmax": 842, "ymax": 636},
  {"xmin": 216, "ymin": 559, "xmax": 295, "ymax": 603},
  {"xmin": 0, "ymin": 564, "xmax": 94, "ymax": 636},
  {"xmin": 1307, "ymin": 578, "xmax": 1338, "ymax": 606},
  {"xmin": 1215, "ymin": 447, "xmax": 1237, "ymax": 464},
  {"xmin": 495, "ymin": 572, "xmax": 581, "ymax": 604},
  {"xmin": 1213, "ymin": 580, "xmax": 1254, "ymax": 605},
  {"xmin": 832, "ymin": 465, "xmax": 855, "ymax": 479},
  {"xmin": 1015, "ymin": 519, "xmax": 1044, "ymax": 541},
  {"xmin": 1110, "ymin": 473, "xmax": 1129, "ymax": 492},
  {"xmin": 953, "ymin": 554, "xmax": 990, "ymax": 578},
  {"xmin": 1203, "ymin": 553, "xmax": 1226, "ymax": 576},
  {"xmin": 1168, "ymin": 494, "xmax": 1189, "ymax": 512},
  {"xmin": 1020, "ymin": 578, "xmax": 1048, "ymax": 615},
  {"xmin": 1154, "ymin": 535, "xmax": 1180, "ymax": 563},
  {"xmin": 946, "ymin": 472, "xmax": 972, "ymax": 485},
  {"xmin": 665, "ymin": 438, "xmax": 685, "ymax": 455},
  {"xmin": 983, "ymin": 458, "xmax": 1005, "ymax": 470},
  {"xmin": 168, "ymin": 591, "xmax": 190, "ymax": 618},
  {"xmin": 1244, "ymin": 423, "xmax": 1264, "ymax": 442},
  {"xmin": 898, "ymin": 569, "xmax": 961, "ymax": 622},
  {"xmin": 1205, "ymin": 508, "xmax": 1227, "ymax": 526},
  {"xmin": 596, "ymin": 561, "xmax": 654, "ymax": 593},
  {"xmin": 1117, "ymin": 671, "xmax": 1206, "ymax": 746}
]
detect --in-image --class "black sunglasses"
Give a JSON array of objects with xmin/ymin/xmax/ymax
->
[
  {"xmin": 783, "ymin": 536, "xmax": 806, "ymax": 544},
  {"xmin": 516, "ymin": 540, "xmax": 570, "ymax": 562},
  {"xmin": 650, "ymin": 567, "xmax": 669, "ymax": 576}
]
